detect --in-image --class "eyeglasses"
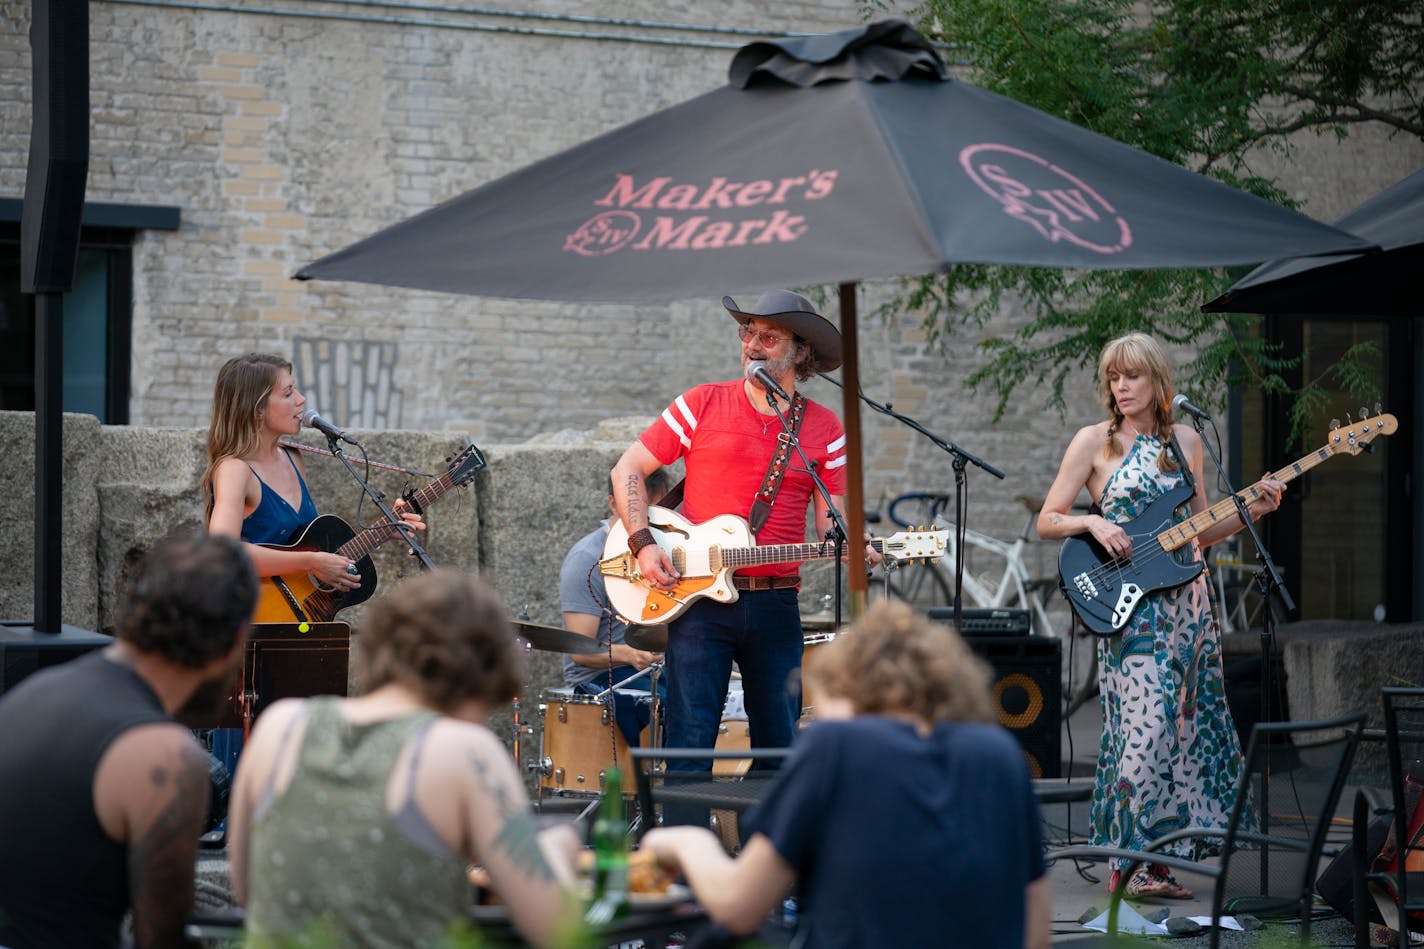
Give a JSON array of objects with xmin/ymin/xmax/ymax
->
[{"xmin": 738, "ymin": 324, "xmax": 793, "ymax": 349}]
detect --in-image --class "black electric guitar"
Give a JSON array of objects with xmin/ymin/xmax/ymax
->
[
  {"xmin": 251, "ymin": 444, "xmax": 485, "ymax": 623},
  {"xmin": 1060, "ymin": 413, "xmax": 1396, "ymax": 635}
]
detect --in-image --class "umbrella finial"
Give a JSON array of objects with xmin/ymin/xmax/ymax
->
[{"xmin": 729, "ymin": 19, "xmax": 948, "ymax": 89}]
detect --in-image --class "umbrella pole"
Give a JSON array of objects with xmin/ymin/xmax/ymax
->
[{"xmin": 838, "ymin": 282, "xmax": 868, "ymax": 620}]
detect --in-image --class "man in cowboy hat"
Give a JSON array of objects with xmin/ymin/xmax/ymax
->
[{"xmin": 611, "ymin": 290, "xmax": 871, "ymax": 787}]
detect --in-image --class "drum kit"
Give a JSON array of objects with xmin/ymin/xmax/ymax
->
[{"xmin": 510, "ymin": 614, "xmax": 842, "ymax": 808}]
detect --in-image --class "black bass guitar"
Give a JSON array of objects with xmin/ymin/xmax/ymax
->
[{"xmin": 1060, "ymin": 413, "xmax": 1396, "ymax": 635}]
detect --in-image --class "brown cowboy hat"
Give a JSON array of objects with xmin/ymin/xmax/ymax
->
[{"xmin": 723, "ymin": 290, "xmax": 842, "ymax": 372}]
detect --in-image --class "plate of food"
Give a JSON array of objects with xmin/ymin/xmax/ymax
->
[{"xmin": 575, "ymin": 848, "xmax": 690, "ymax": 909}]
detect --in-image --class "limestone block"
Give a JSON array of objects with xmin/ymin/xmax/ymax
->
[
  {"xmin": 1281, "ymin": 619, "xmax": 1424, "ymax": 771},
  {"xmin": 95, "ymin": 425, "xmax": 208, "ymax": 631},
  {"xmin": 0, "ymin": 411, "xmax": 102, "ymax": 629}
]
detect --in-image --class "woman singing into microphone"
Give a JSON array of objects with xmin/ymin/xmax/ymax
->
[{"xmin": 202, "ymin": 352, "xmax": 423, "ymax": 584}]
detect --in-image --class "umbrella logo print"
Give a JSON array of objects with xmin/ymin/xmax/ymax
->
[
  {"xmin": 959, "ymin": 144, "xmax": 1132, "ymax": 255},
  {"xmin": 564, "ymin": 210, "xmax": 643, "ymax": 256}
]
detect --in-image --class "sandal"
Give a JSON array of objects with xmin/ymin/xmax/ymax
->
[{"xmin": 1111, "ymin": 865, "xmax": 1195, "ymax": 900}]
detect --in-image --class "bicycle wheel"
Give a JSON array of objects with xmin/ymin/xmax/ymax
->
[{"xmin": 872, "ymin": 562, "xmax": 954, "ymax": 610}]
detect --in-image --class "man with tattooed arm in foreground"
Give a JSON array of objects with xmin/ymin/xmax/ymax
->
[
  {"xmin": 0, "ymin": 532, "xmax": 257, "ymax": 948},
  {"xmin": 229, "ymin": 569, "xmax": 580, "ymax": 948}
]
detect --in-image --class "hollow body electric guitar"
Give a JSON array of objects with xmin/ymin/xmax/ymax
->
[
  {"xmin": 601, "ymin": 505, "xmax": 949, "ymax": 625},
  {"xmin": 1059, "ymin": 413, "xmax": 1396, "ymax": 635},
  {"xmin": 251, "ymin": 444, "xmax": 486, "ymax": 623}
]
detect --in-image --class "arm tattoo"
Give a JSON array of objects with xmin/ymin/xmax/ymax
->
[
  {"xmin": 1050, "ymin": 514, "xmax": 1064, "ymax": 525},
  {"xmin": 129, "ymin": 743, "xmax": 208, "ymax": 948},
  {"xmin": 624, "ymin": 474, "xmax": 645, "ymax": 527},
  {"xmin": 468, "ymin": 752, "xmax": 556, "ymax": 882}
]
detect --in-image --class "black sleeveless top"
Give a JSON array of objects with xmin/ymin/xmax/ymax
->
[{"xmin": 0, "ymin": 650, "xmax": 168, "ymax": 948}]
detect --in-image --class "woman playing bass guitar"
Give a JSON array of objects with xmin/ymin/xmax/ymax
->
[{"xmin": 1036, "ymin": 333, "xmax": 1283, "ymax": 900}]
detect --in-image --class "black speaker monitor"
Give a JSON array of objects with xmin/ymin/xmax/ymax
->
[
  {"xmin": 21, "ymin": 0, "xmax": 90, "ymax": 294},
  {"xmin": 966, "ymin": 636, "xmax": 1063, "ymax": 779}
]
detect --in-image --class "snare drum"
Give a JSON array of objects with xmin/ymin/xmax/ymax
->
[{"xmin": 537, "ymin": 689, "xmax": 648, "ymax": 796}]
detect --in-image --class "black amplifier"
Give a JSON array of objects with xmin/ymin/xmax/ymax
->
[{"xmin": 926, "ymin": 607, "xmax": 1033, "ymax": 636}]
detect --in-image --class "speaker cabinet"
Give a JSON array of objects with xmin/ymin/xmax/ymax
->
[
  {"xmin": 214, "ymin": 623, "xmax": 350, "ymax": 730},
  {"xmin": 0, "ymin": 623, "xmax": 111, "ymax": 695},
  {"xmin": 22, "ymin": 0, "xmax": 90, "ymax": 294},
  {"xmin": 966, "ymin": 636, "xmax": 1062, "ymax": 778}
]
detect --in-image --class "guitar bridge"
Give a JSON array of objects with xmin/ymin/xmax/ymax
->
[{"xmin": 1071, "ymin": 572, "xmax": 1099, "ymax": 598}]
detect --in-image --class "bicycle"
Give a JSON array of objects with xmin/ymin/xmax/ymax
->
[{"xmin": 1210, "ymin": 537, "xmax": 1289, "ymax": 634}]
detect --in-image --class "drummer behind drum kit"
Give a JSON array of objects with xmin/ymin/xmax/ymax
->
[{"xmin": 510, "ymin": 614, "xmax": 840, "ymax": 808}]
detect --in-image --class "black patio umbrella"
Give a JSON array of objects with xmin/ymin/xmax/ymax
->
[
  {"xmin": 299, "ymin": 21, "xmax": 1369, "ymax": 301},
  {"xmin": 297, "ymin": 20, "xmax": 1371, "ymax": 596},
  {"xmin": 1202, "ymin": 167, "xmax": 1424, "ymax": 316}
]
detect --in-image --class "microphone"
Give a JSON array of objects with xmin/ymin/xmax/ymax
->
[
  {"xmin": 301, "ymin": 409, "xmax": 360, "ymax": 446},
  {"xmin": 746, "ymin": 361, "xmax": 791, "ymax": 402},
  {"xmin": 1171, "ymin": 393, "xmax": 1212, "ymax": 422}
]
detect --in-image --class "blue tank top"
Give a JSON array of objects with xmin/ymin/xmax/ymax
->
[{"xmin": 240, "ymin": 448, "xmax": 319, "ymax": 545}]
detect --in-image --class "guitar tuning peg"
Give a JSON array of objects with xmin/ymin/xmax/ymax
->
[
  {"xmin": 1374, "ymin": 401, "xmax": 1382, "ymax": 415},
  {"xmin": 1345, "ymin": 412, "xmax": 1354, "ymax": 426},
  {"xmin": 1359, "ymin": 406, "xmax": 1368, "ymax": 421},
  {"xmin": 1330, "ymin": 418, "xmax": 1340, "ymax": 431}
]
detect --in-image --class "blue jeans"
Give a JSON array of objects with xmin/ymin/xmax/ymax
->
[
  {"xmin": 573, "ymin": 665, "xmax": 663, "ymax": 747},
  {"xmin": 663, "ymin": 589, "xmax": 803, "ymax": 775}
]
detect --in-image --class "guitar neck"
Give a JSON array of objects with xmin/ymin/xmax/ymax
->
[
  {"xmin": 335, "ymin": 472, "xmax": 456, "ymax": 562},
  {"xmin": 721, "ymin": 538, "xmax": 884, "ymax": 569},
  {"xmin": 1156, "ymin": 445, "xmax": 1334, "ymax": 551}
]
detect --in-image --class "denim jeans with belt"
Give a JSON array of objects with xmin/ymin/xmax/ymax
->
[{"xmin": 663, "ymin": 588, "xmax": 803, "ymax": 775}]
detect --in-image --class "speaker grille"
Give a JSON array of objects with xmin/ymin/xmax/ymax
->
[{"xmin": 966, "ymin": 636, "xmax": 1062, "ymax": 778}]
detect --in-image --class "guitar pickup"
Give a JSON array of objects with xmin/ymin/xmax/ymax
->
[{"xmin": 1071, "ymin": 572, "xmax": 1098, "ymax": 598}]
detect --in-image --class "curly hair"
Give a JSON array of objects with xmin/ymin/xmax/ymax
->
[
  {"xmin": 1096, "ymin": 332, "xmax": 1179, "ymax": 474},
  {"xmin": 355, "ymin": 570, "xmax": 524, "ymax": 713},
  {"xmin": 202, "ymin": 353, "xmax": 292, "ymax": 518},
  {"xmin": 114, "ymin": 531, "xmax": 257, "ymax": 667},
  {"xmin": 806, "ymin": 599, "xmax": 996, "ymax": 724}
]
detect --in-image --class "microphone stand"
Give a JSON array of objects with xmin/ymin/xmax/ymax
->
[
  {"xmin": 322, "ymin": 433, "xmax": 437, "ymax": 572},
  {"xmin": 831, "ymin": 378, "xmax": 1004, "ymax": 632},
  {"xmin": 1190, "ymin": 412, "xmax": 1293, "ymax": 899},
  {"xmin": 764, "ymin": 388, "xmax": 850, "ymax": 630}
]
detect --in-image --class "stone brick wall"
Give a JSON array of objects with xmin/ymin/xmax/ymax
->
[{"xmin": 2, "ymin": 0, "xmax": 1421, "ymax": 612}]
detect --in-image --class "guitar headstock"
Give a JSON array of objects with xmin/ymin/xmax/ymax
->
[
  {"xmin": 1326, "ymin": 412, "xmax": 1397, "ymax": 456},
  {"xmin": 447, "ymin": 443, "xmax": 488, "ymax": 485},
  {"xmin": 881, "ymin": 529, "xmax": 949, "ymax": 563}
]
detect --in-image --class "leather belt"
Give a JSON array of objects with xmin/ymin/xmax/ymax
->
[{"xmin": 731, "ymin": 574, "xmax": 801, "ymax": 591}]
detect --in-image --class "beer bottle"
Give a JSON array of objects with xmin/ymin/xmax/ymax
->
[{"xmin": 585, "ymin": 768, "xmax": 630, "ymax": 923}]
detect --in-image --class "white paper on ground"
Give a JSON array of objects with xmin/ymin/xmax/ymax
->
[
  {"xmin": 1188, "ymin": 916, "xmax": 1244, "ymax": 930},
  {"xmin": 1083, "ymin": 904, "xmax": 1169, "ymax": 936}
]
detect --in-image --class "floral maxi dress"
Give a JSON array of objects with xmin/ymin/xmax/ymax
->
[{"xmin": 1090, "ymin": 434, "xmax": 1253, "ymax": 864}]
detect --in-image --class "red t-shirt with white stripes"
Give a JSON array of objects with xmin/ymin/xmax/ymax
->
[{"xmin": 639, "ymin": 379, "xmax": 847, "ymax": 578}]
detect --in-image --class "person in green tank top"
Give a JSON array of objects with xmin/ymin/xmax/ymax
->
[{"xmin": 228, "ymin": 570, "xmax": 581, "ymax": 948}]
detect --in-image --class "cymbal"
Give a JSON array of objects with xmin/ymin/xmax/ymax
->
[
  {"xmin": 623, "ymin": 624, "xmax": 668, "ymax": 653},
  {"xmin": 512, "ymin": 621, "xmax": 602, "ymax": 655}
]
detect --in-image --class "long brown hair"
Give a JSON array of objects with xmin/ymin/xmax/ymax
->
[
  {"xmin": 201, "ymin": 353, "xmax": 291, "ymax": 518},
  {"xmin": 1096, "ymin": 333, "xmax": 1179, "ymax": 473}
]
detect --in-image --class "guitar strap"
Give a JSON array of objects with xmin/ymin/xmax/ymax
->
[{"xmin": 748, "ymin": 394, "xmax": 807, "ymax": 534}]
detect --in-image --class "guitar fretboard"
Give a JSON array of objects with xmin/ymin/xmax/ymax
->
[
  {"xmin": 334, "ymin": 472, "xmax": 456, "ymax": 562},
  {"xmin": 1156, "ymin": 442, "xmax": 1343, "ymax": 552},
  {"xmin": 719, "ymin": 538, "xmax": 887, "ymax": 569}
]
